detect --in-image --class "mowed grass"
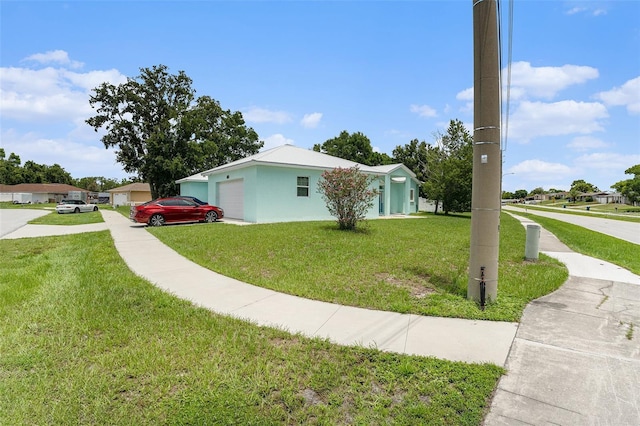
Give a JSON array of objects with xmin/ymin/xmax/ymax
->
[
  {"xmin": 514, "ymin": 213, "xmax": 640, "ymax": 275},
  {"xmin": 28, "ymin": 210, "xmax": 105, "ymax": 225},
  {"xmin": 149, "ymin": 213, "xmax": 568, "ymax": 322},
  {"xmin": 0, "ymin": 231, "xmax": 503, "ymax": 425},
  {"xmin": 507, "ymin": 203, "xmax": 640, "ymax": 223}
]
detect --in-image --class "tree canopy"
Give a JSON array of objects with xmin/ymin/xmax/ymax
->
[
  {"xmin": 612, "ymin": 164, "xmax": 640, "ymax": 205},
  {"xmin": 421, "ymin": 119, "xmax": 473, "ymax": 214},
  {"xmin": 0, "ymin": 149, "xmax": 74, "ymax": 185},
  {"xmin": 392, "ymin": 139, "xmax": 429, "ymax": 194},
  {"xmin": 86, "ymin": 64, "xmax": 263, "ymax": 199},
  {"xmin": 313, "ymin": 131, "xmax": 393, "ymax": 166}
]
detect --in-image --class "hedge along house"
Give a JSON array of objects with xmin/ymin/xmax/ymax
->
[{"xmin": 198, "ymin": 144, "xmax": 420, "ymax": 223}]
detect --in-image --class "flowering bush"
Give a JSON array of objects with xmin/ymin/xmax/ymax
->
[{"xmin": 317, "ymin": 167, "xmax": 379, "ymax": 230}]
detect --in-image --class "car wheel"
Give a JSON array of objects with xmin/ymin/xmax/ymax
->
[
  {"xmin": 93, "ymin": 206, "xmax": 99, "ymax": 211},
  {"xmin": 204, "ymin": 211, "xmax": 218, "ymax": 223},
  {"xmin": 149, "ymin": 214, "xmax": 165, "ymax": 227},
  {"xmin": 74, "ymin": 207, "xmax": 80, "ymax": 213}
]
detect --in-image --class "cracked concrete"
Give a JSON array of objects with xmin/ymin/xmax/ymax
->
[{"xmin": 485, "ymin": 212, "xmax": 640, "ymax": 425}]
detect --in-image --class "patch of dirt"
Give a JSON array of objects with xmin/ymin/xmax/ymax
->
[
  {"xmin": 301, "ymin": 388, "xmax": 324, "ymax": 406},
  {"xmin": 375, "ymin": 273, "xmax": 436, "ymax": 299}
]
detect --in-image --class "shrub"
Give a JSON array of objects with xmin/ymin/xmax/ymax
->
[{"xmin": 317, "ymin": 167, "xmax": 379, "ymax": 230}]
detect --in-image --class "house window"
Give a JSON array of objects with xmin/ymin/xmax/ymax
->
[
  {"xmin": 297, "ymin": 176, "xmax": 309, "ymax": 197},
  {"xmin": 410, "ymin": 188, "xmax": 415, "ymax": 203}
]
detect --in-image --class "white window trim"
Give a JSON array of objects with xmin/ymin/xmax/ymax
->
[{"xmin": 297, "ymin": 176, "xmax": 309, "ymax": 197}]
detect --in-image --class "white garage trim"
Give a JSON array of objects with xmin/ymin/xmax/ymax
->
[{"xmin": 218, "ymin": 179, "xmax": 244, "ymax": 220}]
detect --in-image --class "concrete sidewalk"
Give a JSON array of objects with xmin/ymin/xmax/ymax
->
[
  {"xmin": 502, "ymin": 204, "xmax": 640, "ymax": 245},
  {"xmin": 0, "ymin": 209, "xmax": 518, "ymax": 365},
  {"xmin": 485, "ymin": 213, "xmax": 640, "ymax": 425},
  {"xmin": 99, "ymin": 209, "xmax": 517, "ymax": 365}
]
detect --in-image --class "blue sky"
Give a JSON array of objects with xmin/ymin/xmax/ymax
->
[{"xmin": 1, "ymin": 0, "xmax": 638, "ymax": 193}]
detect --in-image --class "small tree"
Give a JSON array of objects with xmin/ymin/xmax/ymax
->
[{"xmin": 317, "ymin": 167, "xmax": 379, "ymax": 230}]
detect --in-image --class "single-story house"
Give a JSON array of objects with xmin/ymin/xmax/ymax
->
[
  {"xmin": 108, "ymin": 183, "xmax": 152, "ymax": 207},
  {"xmin": 0, "ymin": 183, "xmax": 88, "ymax": 204},
  {"xmin": 579, "ymin": 192, "xmax": 627, "ymax": 204},
  {"xmin": 185, "ymin": 144, "xmax": 420, "ymax": 223}
]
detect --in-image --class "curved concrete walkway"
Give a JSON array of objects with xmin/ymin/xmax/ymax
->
[
  {"xmin": 3, "ymin": 208, "xmax": 639, "ymax": 424},
  {"xmin": 1, "ymin": 209, "xmax": 517, "ymax": 365}
]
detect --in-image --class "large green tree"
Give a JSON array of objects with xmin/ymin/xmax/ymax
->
[
  {"xmin": 0, "ymin": 150, "xmax": 24, "ymax": 184},
  {"xmin": 612, "ymin": 164, "xmax": 640, "ymax": 205},
  {"xmin": 86, "ymin": 65, "xmax": 262, "ymax": 199},
  {"xmin": 422, "ymin": 119, "xmax": 473, "ymax": 214},
  {"xmin": 0, "ymin": 150, "xmax": 73, "ymax": 185},
  {"xmin": 392, "ymin": 139, "xmax": 429, "ymax": 195},
  {"xmin": 568, "ymin": 179, "xmax": 599, "ymax": 203},
  {"xmin": 313, "ymin": 131, "xmax": 392, "ymax": 166}
]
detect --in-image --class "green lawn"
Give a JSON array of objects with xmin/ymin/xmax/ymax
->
[
  {"xmin": 507, "ymin": 203, "xmax": 640, "ymax": 223},
  {"xmin": 0, "ymin": 201, "xmax": 57, "ymax": 210},
  {"xmin": 512, "ymin": 212, "xmax": 640, "ymax": 275},
  {"xmin": 28, "ymin": 210, "xmax": 105, "ymax": 225},
  {"xmin": 148, "ymin": 213, "xmax": 568, "ymax": 322},
  {"xmin": 0, "ymin": 231, "xmax": 503, "ymax": 425}
]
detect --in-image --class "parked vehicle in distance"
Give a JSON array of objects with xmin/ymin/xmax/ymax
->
[
  {"xmin": 176, "ymin": 196, "xmax": 208, "ymax": 205},
  {"xmin": 56, "ymin": 199, "xmax": 99, "ymax": 214},
  {"xmin": 130, "ymin": 197, "xmax": 224, "ymax": 226}
]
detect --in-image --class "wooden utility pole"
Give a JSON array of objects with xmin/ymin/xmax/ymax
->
[{"xmin": 468, "ymin": 0, "xmax": 501, "ymax": 306}]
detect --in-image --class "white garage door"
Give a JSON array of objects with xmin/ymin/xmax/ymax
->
[
  {"xmin": 113, "ymin": 193, "xmax": 128, "ymax": 207},
  {"xmin": 218, "ymin": 179, "xmax": 244, "ymax": 220}
]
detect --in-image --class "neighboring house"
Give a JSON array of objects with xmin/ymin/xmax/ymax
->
[
  {"xmin": 193, "ymin": 144, "xmax": 420, "ymax": 223},
  {"xmin": 0, "ymin": 183, "xmax": 88, "ymax": 204},
  {"xmin": 176, "ymin": 172, "xmax": 208, "ymax": 203},
  {"xmin": 580, "ymin": 192, "xmax": 627, "ymax": 204},
  {"xmin": 108, "ymin": 183, "xmax": 152, "ymax": 207}
]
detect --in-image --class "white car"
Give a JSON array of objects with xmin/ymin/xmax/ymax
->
[{"xmin": 55, "ymin": 199, "xmax": 99, "ymax": 214}]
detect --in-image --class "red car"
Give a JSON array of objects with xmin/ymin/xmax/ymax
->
[{"xmin": 130, "ymin": 197, "xmax": 224, "ymax": 226}]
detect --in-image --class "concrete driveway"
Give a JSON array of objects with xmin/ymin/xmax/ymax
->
[{"xmin": 0, "ymin": 208, "xmax": 51, "ymax": 237}]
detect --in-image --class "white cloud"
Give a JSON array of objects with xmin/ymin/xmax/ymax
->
[
  {"xmin": 22, "ymin": 50, "xmax": 84, "ymax": 69},
  {"xmin": 594, "ymin": 76, "xmax": 640, "ymax": 115},
  {"xmin": 409, "ymin": 104, "xmax": 437, "ymax": 118},
  {"xmin": 566, "ymin": 7, "xmax": 586, "ymax": 15},
  {"xmin": 508, "ymin": 61, "xmax": 599, "ymax": 100},
  {"xmin": 509, "ymin": 100, "xmax": 608, "ymax": 142},
  {"xmin": 0, "ymin": 65, "xmax": 127, "ymax": 122},
  {"xmin": 456, "ymin": 88, "xmax": 473, "ymax": 101},
  {"xmin": 509, "ymin": 159, "xmax": 574, "ymax": 182},
  {"xmin": 300, "ymin": 112, "xmax": 322, "ymax": 128},
  {"xmin": 242, "ymin": 107, "xmax": 292, "ymax": 124},
  {"xmin": 1, "ymin": 129, "xmax": 126, "ymax": 179},
  {"xmin": 262, "ymin": 133, "xmax": 294, "ymax": 150},
  {"xmin": 573, "ymin": 152, "xmax": 640, "ymax": 172},
  {"xmin": 459, "ymin": 62, "xmax": 599, "ymax": 103},
  {"xmin": 565, "ymin": 5, "xmax": 608, "ymax": 16},
  {"xmin": 566, "ymin": 136, "xmax": 609, "ymax": 151}
]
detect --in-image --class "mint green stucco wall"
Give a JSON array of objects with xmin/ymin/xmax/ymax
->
[
  {"xmin": 207, "ymin": 164, "xmax": 418, "ymax": 223},
  {"xmin": 179, "ymin": 182, "xmax": 208, "ymax": 202},
  {"xmin": 208, "ymin": 167, "xmax": 258, "ymax": 221}
]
